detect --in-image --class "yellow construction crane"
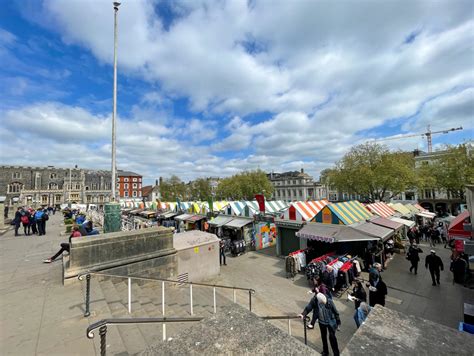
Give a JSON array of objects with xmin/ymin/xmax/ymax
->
[{"xmin": 375, "ymin": 125, "xmax": 463, "ymax": 152}]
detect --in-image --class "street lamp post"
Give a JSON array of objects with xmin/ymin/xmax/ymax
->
[
  {"xmin": 104, "ymin": 1, "xmax": 122, "ymax": 233},
  {"xmin": 111, "ymin": 1, "xmax": 120, "ymax": 202}
]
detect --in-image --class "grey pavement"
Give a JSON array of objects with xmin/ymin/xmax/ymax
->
[
  {"xmin": 1, "ymin": 215, "xmax": 473, "ymax": 355},
  {"xmin": 0, "ymin": 213, "xmax": 95, "ymax": 356},
  {"xmin": 211, "ymin": 243, "xmax": 474, "ymax": 353}
]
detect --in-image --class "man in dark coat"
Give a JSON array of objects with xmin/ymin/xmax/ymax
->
[
  {"xmin": 14, "ymin": 207, "xmax": 22, "ymax": 236},
  {"xmin": 407, "ymin": 244, "xmax": 423, "ymax": 274},
  {"xmin": 425, "ymin": 250, "xmax": 444, "ymax": 286},
  {"xmin": 368, "ymin": 277, "xmax": 387, "ymax": 307}
]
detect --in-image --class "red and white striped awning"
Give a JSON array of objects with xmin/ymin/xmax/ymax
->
[
  {"xmin": 284, "ymin": 200, "xmax": 329, "ymax": 221},
  {"xmin": 366, "ymin": 202, "xmax": 396, "ymax": 218},
  {"xmin": 413, "ymin": 203, "xmax": 426, "ymax": 212}
]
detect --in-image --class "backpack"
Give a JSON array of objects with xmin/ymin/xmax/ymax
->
[
  {"xmin": 21, "ymin": 215, "xmax": 29, "ymax": 224},
  {"xmin": 43, "ymin": 213, "xmax": 49, "ymax": 221}
]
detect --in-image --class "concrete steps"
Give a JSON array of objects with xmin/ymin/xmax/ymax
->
[{"xmin": 86, "ymin": 276, "xmax": 239, "ymax": 355}]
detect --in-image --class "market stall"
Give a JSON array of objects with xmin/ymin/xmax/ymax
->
[
  {"xmin": 448, "ymin": 211, "xmax": 471, "ymax": 254},
  {"xmin": 222, "ymin": 217, "xmax": 253, "ymax": 256},
  {"xmin": 312, "ymin": 200, "xmax": 373, "ymax": 225},
  {"xmin": 366, "ymin": 202, "xmax": 396, "ymax": 218},
  {"xmin": 282, "ymin": 200, "xmax": 329, "ymax": 221},
  {"xmin": 388, "ymin": 203, "xmax": 413, "ymax": 219},
  {"xmin": 158, "ymin": 211, "xmax": 180, "ymax": 228},
  {"xmin": 183, "ymin": 214, "xmax": 207, "ymax": 231},
  {"xmin": 275, "ymin": 219, "xmax": 305, "ymax": 256},
  {"xmin": 208, "ymin": 215, "xmax": 234, "ymax": 237},
  {"xmin": 174, "ymin": 213, "xmax": 195, "ymax": 232}
]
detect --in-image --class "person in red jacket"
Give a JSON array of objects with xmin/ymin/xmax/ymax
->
[{"xmin": 43, "ymin": 226, "xmax": 82, "ymax": 263}]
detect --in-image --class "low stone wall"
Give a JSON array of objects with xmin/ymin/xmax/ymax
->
[{"xmin": 64, "ymin": 227, "xmax": 177, "ymax": 281}]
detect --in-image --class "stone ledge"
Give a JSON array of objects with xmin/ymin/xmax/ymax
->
[
  {"xmin": 342, "ymin": 305, "xmax": 474, "ymax": 356},
  {"xmin": 143, "ymin": 304, "xmax": 316, "ymax": 355}
]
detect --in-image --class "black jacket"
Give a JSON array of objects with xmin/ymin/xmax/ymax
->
[
  {"xmin": 425, "ymin": 254, "xmax": 444, "ymax": 271},
  {"xmin": 14, "ymin": 211, "xmax": 22, "ymax": 225},
  {"xmin": 408, "ymin": 247, "xmax": 422, "ymax": 262},
  {"xmin": 302, "ymin": 296, "xmax": 340, "ymax": 327},
  {"xmin": 369, "ymin": 279, "xmax": 387, "ymax": 307}
]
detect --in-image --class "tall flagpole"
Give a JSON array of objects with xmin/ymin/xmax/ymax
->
[{"xmin": 111, "ymin": 2, "xmax": 120, "ymax": 201}]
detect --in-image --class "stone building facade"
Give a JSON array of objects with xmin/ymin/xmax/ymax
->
[
  {"xmin": 0, "ymin": 165, "xmax": 112, "ymax": 208},
  {"xmin": 267, "ymin": 169, "xmax": 331, "ymax": 202}
]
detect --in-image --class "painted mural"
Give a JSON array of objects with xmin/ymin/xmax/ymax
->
[{"xmin": 253, "ymin": 222, "xmax": 277, "ymax": 250}]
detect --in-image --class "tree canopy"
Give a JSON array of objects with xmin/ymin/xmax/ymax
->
[
  {"xmin": 421, "ymin": 144, "xmax": 474, "ymax": 199},
  {"xmin": 215, "ymin": 170, "xmax": 274, "ymax": 200},
  {"xmin": 327, "ymin": 143, "xmax": 417, "ymax": 202},
  {"xmin": 159, "ymin": 175, "xmax": 187, "ymax": 201}
]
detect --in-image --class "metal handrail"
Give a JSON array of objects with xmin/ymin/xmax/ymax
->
[
  {"xmin": 261, "ymin": 315, "xmax": 310, "ymax": 345},
  {"xmin": 80, "ymin": 271, "xmax": 256, "ymax": 293},
  {"xmin": 78, "ymin": 271, "xmax": 256, "ymax": 320},
  {"xmin": 87, "ymin": 317, "xmax": 203, "ymax": 356}
]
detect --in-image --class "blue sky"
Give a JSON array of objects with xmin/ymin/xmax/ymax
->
[{"xmin": 0, "ymin": 0, "xmax": 473, "ymax": 185}]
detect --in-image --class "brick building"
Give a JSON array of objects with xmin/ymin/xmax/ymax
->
[
  {"xmin": 117, "ymin": 170, "xmax": 142, "ymax": 198},
  {"xmin": 0, "ymin": 165, "xmax": 112, "ymax": 208}
]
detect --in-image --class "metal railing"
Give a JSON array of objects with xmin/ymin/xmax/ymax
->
[
  {"xmin": 261, "ymin": 315, "xmax": 310, "ymax": 345},
  {"xmin": 87, "ymin": 317, "xmax": 203, "ymax": 356},
  {"xmin": 78, "ymin": 271, "xmax": 256, "ymax": 339}
]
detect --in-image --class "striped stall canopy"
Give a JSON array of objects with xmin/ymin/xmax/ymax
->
[
  {"xmin": 388, "ymin": 203, "xmax": 412, "ymax": 217},
  {"xmin": 326, "ymin": 200, "xmax": 373, "ymax": 225},
  {"xmin": 200, "ymin": 201, "xmax": 228, "ymax": 213},
  {"xmin": 366, "ymin": 202, "xmax": 396, "ymax": 218},
  {"xmin": 265, "ymin": 200, "xmax": 290, "ymax": 214},
  {"xmin": 404, "ymin": 203, "xmax": 421, "ymax": 214},
  {"xmin": 413, "ymin": 203, "xmax": 426, "ymax": 212},
  {"xmin": 284, "ymin": 200, "xmax": 329, "ymax": 221},
  {"xmin": 225, "ymin": 201, "xmax": 247, "ymax": 216}
]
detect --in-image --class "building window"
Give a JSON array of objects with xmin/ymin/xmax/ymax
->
[
  {"xmin": 91, "ymin": 183, "xmax": 97, "ymax": 190},
  {"xmin": 133, "ymin": 183, "xmax": 137, "ymax": 188},
  {"xmin": 133, "ymin": 178, "xmax": 137, "ymax": 182},
  {"xmin": 8, "ymin": 182, "xmax": 23, "ymax": 193},
  {"xmin": 75, "ymin": 184, "xmax": 81, "ymax": 190},
  {"xmin": 49, "ymin": 183, "xmax": 58, "ymax": 190},
  {"xmin": 124, "ymin": 191, "xmax": 129, "ymax": 197},
  {"xmin": 124, "ymin": 183, "xmax": 129, "ymax": 189},
  {"xmin": 132, "ymin": 191, "xmax": 137, "ymax": 197},
  {"xmin": 12, "ymin": 172, "xmax": 21, "ymax": 179},
  {"xmin": 50, "ymin": 173, "xmax": 57, "ymax": 179},
  {"xmin": 116, "ymin": 178, "xmax": 120, "ymax": 182},
  {"xmin": 124, "ymin": 178, "xmax": 129, "ymax": 182},
  {"xmin": 138, "ymin": 178, "xmax": 141, "ymax": 182},
  {"xmin": 293, "ymin": 180, "xmax": 296, "ymax": 184},
  {"xmin": 139, "ymin": 183, "xmax": 142, "ymax": 189},
  {"xmin": 299, "ymin": 189, "xmax": 303, "ymax": 197},
  {"xmin": 139, "ymin": 191, "xmax": 142, "ymax": 197},
  {"xmin": 99, "ymin": 195, "xmax": 104, "ymax": 202},
  {"xmin": 87, "ymin": 195, "xmax": 92, "ymax": 203},
  {"xmin": 55, "ymin": 195, "xmax": 62, "ymax": 202},
  {"xmin": 41, "ymin": 195, "xmax": 48, "ymax": 204},
  {"xmin": 116, "ymin": 183, "xmax": 120, "ymax": 188},
  {"xmin": 85, "ymin": 186, "xmax": 89, "ymax": 191}
]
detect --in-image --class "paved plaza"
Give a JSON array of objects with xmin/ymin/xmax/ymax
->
[{"xmin": 1, "ymin": 215, "xmax": 473, "ymax": 355}]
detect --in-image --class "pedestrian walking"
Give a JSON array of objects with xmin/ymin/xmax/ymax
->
[
  {"xmin": 354, "ymin": 302, "xmax": 372, "ymax": 328},
  {"xmin": 307, "ymin": 278, "xmax": 333, "ymax": 329},
  {"xmin": 219, "ymin": 238, "xmax": 227, "ymax": 266},
  {"xmin": 299, "ymin": 293, "xmax": 341, "ymax": 356},
  {"xmin": 29, "ymin": 210, "xmax": 37, "ymax": 235},
  {"xmin": 21, "ymin": 211, "xmax": 30, "ymax": 235},
  {"xmin": 425, "ymin": 250, "xmax": 444, "ymax": 286},
  {"xmin": 368, "ymin": 275, "xmax": 387, "ymax": 307},
  {"xmin": 450, "ymin": 255, "xmax": 467, "ymax": 285},
  {"xmin": 322, "ymin": 265, "xmax": 336, "ymax": 292},
  {"xmin": 35, "ymin": 209, "xmax": 45, "ymax": 236},
  {"xmin": 42, "ymin": 209, "xmax": 49, "ymax": 234},
  {"xmin": 407, "ymin": 244, "xmax": 423, "ymax": 274},
  {"xmin": 14, "ymin": 208, "xmax": 22, "ymax": 236}
]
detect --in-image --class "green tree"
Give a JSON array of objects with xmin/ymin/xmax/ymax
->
[
  {"xmin": 190, "ymin": 178, "xmax": 212, "ymax": 200},
  {"xmin": 329, "ymin": 143, "xmax": 417, "ymax": 202},
  {"xmin": 216, "ymin": 170, "xmax": 274, "ymax": 200},
  {"xmin": 159, "ymin": 175, "xmax": 187, "ymax": 201},
  {"xmin": 427, "ymin": 144, "xmax": 474, "ymax": 200}
]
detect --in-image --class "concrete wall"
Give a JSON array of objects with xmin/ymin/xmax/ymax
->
[
  {"xmin": 174, "ymin": 231, "xmax": 220, "ymax": 282},
  {"xmin": 65, "ymin": 227, "xmax": 177, "ymax": 280}
]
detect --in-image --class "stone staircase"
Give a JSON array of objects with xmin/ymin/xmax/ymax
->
[{"xmin": 83, "ymin": 275, "xmax": 243, "ymax": 355}]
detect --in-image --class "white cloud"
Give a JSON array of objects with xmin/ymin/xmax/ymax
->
[{"xmin": 4, "ymin": 0, "xmax": 473, "ymax": 181}]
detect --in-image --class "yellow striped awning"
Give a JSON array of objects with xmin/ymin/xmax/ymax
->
[{"xmin": 328, "ymin": 201, "xmax": 373, "ymax": 225}]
